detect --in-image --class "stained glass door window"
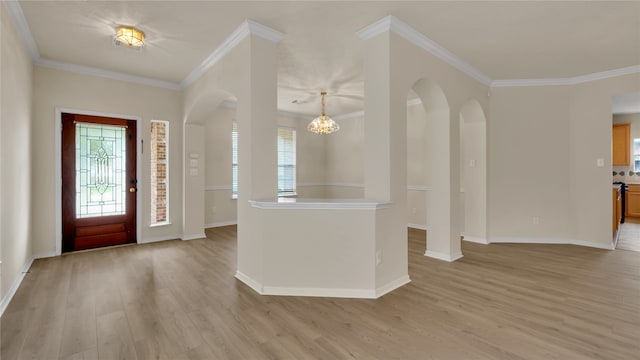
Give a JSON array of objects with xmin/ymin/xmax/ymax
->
[{"xmin": 75, "ymin": 123, "xmax": 127, "ymax": 218}]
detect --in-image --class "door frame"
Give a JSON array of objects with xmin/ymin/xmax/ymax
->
[{"xmin": 55, "ymin": 108, "xmax": 142, "ymax": 255}]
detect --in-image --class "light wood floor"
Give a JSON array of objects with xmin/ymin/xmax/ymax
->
[{"xmin": 2, "ymin": 226, "xmax": 639, "ymax": 359}]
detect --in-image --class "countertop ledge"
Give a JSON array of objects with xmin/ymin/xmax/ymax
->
[{"xmin": 249, "ymin": 198, "xmax": 392, "ymax": 210}]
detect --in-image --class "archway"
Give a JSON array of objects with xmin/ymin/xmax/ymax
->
[
  {"xmin": 182, "ymin": 89, "xmax": 235, "ymax": 240},
  {"xmin": 410, "ymin": 78, "xmax": 462, "ymax": 261},
  {"xmin": 459, "ymin": 99, "xmax": 488, "ymax": 243}
]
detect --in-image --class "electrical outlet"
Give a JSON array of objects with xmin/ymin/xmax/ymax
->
[
  {"xmin": 375, "ymin": 250, "xmax": 382, "ymax": 265},
  {"xmin": 412, "ymin": 207, "xmax": 417, "ymax": 214},
  {"xmin": 533, "ymin": 216, "xmax": 540, "ymax": 225}
]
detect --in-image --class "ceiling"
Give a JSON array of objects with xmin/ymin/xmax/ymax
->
[{"xmin": 13, "ymin": 1, "xmax": 640, "ymax": 116}]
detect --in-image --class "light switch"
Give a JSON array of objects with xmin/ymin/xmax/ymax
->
[
  {"xmin": 189, "ymin": 153, "xmax": 199, "ymax": 159},
  {"xmin": 190, "ymin": 168, "xmax": 198, "ymax": 176},
  {"xmin": 596, "ymin": 158, "xmax": 604, "ymax": 167},
  {"xmin": 190, "ymin": 159, "xmax": 198, "ymax": 167},
  {"xmin": 469, "ymin": 159, "xmax": 476, "ymax": 167}
]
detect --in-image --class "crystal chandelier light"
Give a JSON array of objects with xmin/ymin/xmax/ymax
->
[{"xmin": 307, "ymin": 92, "xmax": 339, "ymax": 134}]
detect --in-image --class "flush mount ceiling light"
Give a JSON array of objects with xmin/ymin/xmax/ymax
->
[
  {"xmin": 307, "ymin": 92, "xmax": 339, "ymax": 134},
  {"xmin": 114, "ymin": 26, "xmax": 145, "ymax": 49}
]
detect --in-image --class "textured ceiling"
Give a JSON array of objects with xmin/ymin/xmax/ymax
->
[{"xmin": 16, "ymin": 1, "xmax": 640, "ymax": 116}]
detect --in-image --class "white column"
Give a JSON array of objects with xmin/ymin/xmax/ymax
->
[
  {"xmin": 235, "ymin": 34, "xmax": 279, "ymax": 288},
  {"xmin": 362, "ymin": 32, "xmax": 409, "ymax": 289},
  {"xmin": 424, "ymin": 108, "xmax": 462, "ymax": 260}
]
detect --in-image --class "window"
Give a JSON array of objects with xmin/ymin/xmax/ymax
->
[
  {"xmin": 278, "ymin": 127, "xmax": 296, "ymax": 195},
  {"xmin": 150, "ymin": 120, "xmax": 169, "ymax": 225},
  {"xmin": 634, "ymin": 139, "xmax": 640, "ymax": 172},
  {"xmin": 232, "ymin": 121, "xmax": 238, "ymax": 197},
  {"xmin": 231, "ymin": 124, "xmax": 297, "ymax": 197}
]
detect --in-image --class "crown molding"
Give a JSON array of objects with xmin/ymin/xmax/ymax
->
[
  {"xmin": 357, "ymin": 15, "xmax": 493, "ymax": 86},
  {"xmin": 220, "ymin": 99, "xmax": 313, "ymax": 120},
  {"xmin": 180, "ymin": 19, "xmax": 284, "ymax": 88},
  {"xmin": 355, "ymin": 15, "xmax": 393, "ymax": 40},
  {"xmin": 245, "ymin": 19, "xmax": 285, "ymax": 43},
  {"xmin": 333, "ymin": 110, "xmax": 364, "ymax": 121},
  {"xmin": 277, "ymin": 110, "xmax": 313, "ymax": 121},
  {"xmin": 3, "ymin": 0, "xmax": 39, "ymax": 60},
  {"xmin": 491, "ymin": 65, "xmax": 640, "ymax": 87},
  {"xmin": 5, "ymin": 2, "xmax": 638, "ymax": 99},
  {"xmin": 35, "ymin": 58, "xmax": 182, "ymax": 91}
]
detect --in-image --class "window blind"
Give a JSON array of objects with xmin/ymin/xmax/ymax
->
[
  {"xmin": 232, "ymin": 121, "xmax": 238, "ymax": 196},
  {"xmin": 278, "ymin": 127, "xmax": 296, "ymax": 195},
  {"xmin": 231, "ymin": 124, "xmax": 296, "ymax": 196}
]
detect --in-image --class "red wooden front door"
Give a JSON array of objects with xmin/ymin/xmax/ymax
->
[{"xmin": 61, "ymin": 113, "xmax": 137, "ymax": 252}]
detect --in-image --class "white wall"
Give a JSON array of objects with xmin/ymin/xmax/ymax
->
[
  {"xmin": 203, "ymin": 106, "xmax": 327, "ymax": 227},
  {"xmin": 326, "ymin": 114, "xmax": 365, "ymax": 198},
  {"xmin": 31, "ymin": 66, "xmax": 184, "ymax": 254},
  {"xmin": 1, "ymin": 6, "xmax": 33, "ymax": 305},
  {"xmin": 488, "ymin": 73, "xmax": 640, "ymax": 248},
  {"xmin": 569, "ymin": 73, "xmax": 640, "ymax": 247},
  {"xmin": 488, "ymin": 86, "xmax": 573, "ymax": 242},
  {"xmin": 323, "ymin": 103, "xmax": 436, "ymax": 230}
]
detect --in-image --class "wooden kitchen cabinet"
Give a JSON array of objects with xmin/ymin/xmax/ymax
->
[
  {"xmin": 626, "ymin": 184, "xmax": 640, "ymax": 218},
  {"xmin": 613, "ymin": 123, "xmax": 630, "ymax": 166}
]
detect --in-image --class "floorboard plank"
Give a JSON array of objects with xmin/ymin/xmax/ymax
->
[{"xmin": 1, "ymin": 226, "xmax": 638, "ymax": 360}]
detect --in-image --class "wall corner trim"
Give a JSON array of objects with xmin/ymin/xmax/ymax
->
[
  {"xmin": 181, "ymin": 233, "xmax": 207, "ymax": 241},
  {"xmin": 35, "ymin": 58, "xmax": 182, "ymax": 90},
  {"xmin": 462, "ymin": 235, "xmax": 489, "ymax": 244},
  {"xmin": 2, "ymin": 0, "xmax": 39, "ymax": 60},
  {"xmin": 245, "ymin": 20, "xmax": 285, "ymax": 43},
  {"xmin": 375, "ymin": 275, "xmax": 411, "ymax": 298},
  {"xmin": 235, "ymin": 271, "xmax": 264, "ymax": 294},
  {"xmin": 0, "ymin": 255, "xmax": 35, "ymax": 318},
  {"xmin": 489, "ymin": 237, "xmax": 615, "ymax": 250},
  {"xmin": 357, "ymin": 15, "xmax": 492, "ymax": 86},
  {"xmin": 180, "ymin": 19, "xmax": 284, "ymax": 88},
  {"xmin": 424, "ymin": 250, "xmax": 464, "ymax": 262},
  {"xmin": 408, "ymin": 223, "xmax": 427, "ymax": 230},
  {"xmin": 490, "ymin": 65, "xmax": 640, "ymax": 87},
  {"xmin": 205, "ymin": 221, "xmax": 238, "ymax": 228}
]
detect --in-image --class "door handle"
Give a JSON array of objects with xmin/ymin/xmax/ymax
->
[{"xmin": 129, "ymin": 187, "xmax": 137, "ymax": 193}]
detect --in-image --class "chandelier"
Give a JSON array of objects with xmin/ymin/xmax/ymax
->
[{"xmin": 307, "ymin": 92, "xmax": 339, "ymax": 134}]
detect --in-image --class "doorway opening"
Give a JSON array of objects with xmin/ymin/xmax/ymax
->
[{"xmin": 612, "ymin": 92, "xmax": 640, "ymax": 252}]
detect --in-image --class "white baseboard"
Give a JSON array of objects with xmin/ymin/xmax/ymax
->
[
  {"xmin": 262, "ymin": 286, "xmax": 377, "ymax": 299},
  {"xmin": 33, "ymin": 251, "xmax": 57, "ymax": 259},
  {"xmin": 490, "ymin": 237, "xmax": 614, "ymax": 250},
  {"xmin": 205, "ymin": 221, "xmax": 237, "ymax": 228},
  {"xmin": 462, "ymin": 235, "xmax": 489, "ymax": 244},
  {"xmin": 375, "ymin": 275, "xmax": 411, "ymax": 298},
  {"xmin": 235, "ymin": 271, "xmax": 264, "ymax": 294},
  {"xmin": 181, "ymin": 233, "xmax": 207, "ymax": 241},
  {"xmin": 0, "ymin": 255, "xmax": 35, "ymax": 318},
  {"xmin": 408, "ymin": 223, "xmax": 427, "ymax": 230},
  {"xmin": 572, "ymin": 239, "xmax": 615, "ymax": 250},
  {"xmin": 424, "ymin": 250, "xmax": 464, "ymax": 262},
  {"xmin": 235, "ymin": 271, "xmax": 410, "ymax": 299},
  {"xmin": 140, "ymin": 234, "xmax": 181, "ymax": 244}
]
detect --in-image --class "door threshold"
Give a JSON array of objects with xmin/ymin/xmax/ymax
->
[{"xmin": 62, "ymin": 242, "xmax": 137, "ymax": 255}]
